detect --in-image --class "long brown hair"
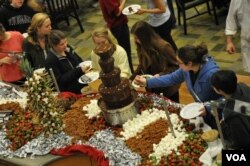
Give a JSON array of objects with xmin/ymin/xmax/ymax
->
[
  {"xmin": 0, "ymin": 23, "xmax": 6, "ymax": 36},
  {"xmin": 0, "ymin": 23, "xmax": 6, "ymax": 44},
  {"xmin": 131, "ymin": 21, "xmax": 169, "ymax": 71}
]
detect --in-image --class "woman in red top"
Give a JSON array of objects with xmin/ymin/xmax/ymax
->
[
  {"xmin": 0, "ymin": 23, "xmax": 24, "ymax": 83},
  {"xmin": 99, "ymin": 0, "xmax": 134, "ymax": 73}
]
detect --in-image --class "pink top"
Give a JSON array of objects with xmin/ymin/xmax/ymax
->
[{"xmin": 0, "ymin": 31, "xmax": 24, "ymax": 82}]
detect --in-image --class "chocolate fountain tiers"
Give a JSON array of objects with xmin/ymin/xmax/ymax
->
[{"xmin": 94, "ymin": 43, "xmax": 138, "ymax": 126}]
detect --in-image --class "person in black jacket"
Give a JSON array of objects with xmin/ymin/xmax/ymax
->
[
  {"xmin": 211, "ymin": 70, "xmax": 250, "ymax": 102},
  {"xmin": 211, "ymin": 70, "xmax": 250, "ymax": 149},
  {"xmin": 45, "ymin": 30, "xmax": 88, "ymax": 94},
  {"xmin": 23, "ymin": 12, "xmax": 51, "ymax": 69},
  {"xmin": 0, "ymin": 0, "xmax": 42, "ymax": 33}
]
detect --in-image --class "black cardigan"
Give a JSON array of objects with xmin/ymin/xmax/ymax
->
[
  {"xmin": 23, "ymin": 38, "xmax": 50, "ymax": 69},
  {"xmin": 45, "ymin": 47, "xmax": 85, "ymax": 94}
]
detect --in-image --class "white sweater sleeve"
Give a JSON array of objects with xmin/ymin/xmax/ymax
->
[{"xmin": 225, "ymin": 0, "xmax": 243, "ymax": 36}]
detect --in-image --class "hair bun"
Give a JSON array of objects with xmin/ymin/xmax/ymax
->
[{"xmin": 195, "ymin": 43, "xmax": 208, "ymax": 61}]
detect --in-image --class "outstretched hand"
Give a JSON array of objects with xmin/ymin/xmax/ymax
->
[{"xmin": 134, "ymin": 75, "xmax": 147, "ymax": 87}]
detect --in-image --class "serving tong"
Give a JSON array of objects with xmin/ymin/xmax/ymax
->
[{"xmin": 160, "ymin": 94, "xmax": 176, "ymax": 138}]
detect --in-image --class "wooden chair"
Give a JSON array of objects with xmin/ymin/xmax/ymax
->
[
  {"xmin": 73, "ymin": 0, "xmax": 79, "ymax": 9},
  {"xmin": 44, "ymin": 0, "xmax": 84, "ymax": 32},
  {"xmin": 175, "ymin": 0, "xmax": 219, "ymax": 35}
]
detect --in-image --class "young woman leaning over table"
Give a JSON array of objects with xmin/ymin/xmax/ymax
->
[
  {"xmin": 91, "ymin": 27, "xmax": 131, "ymax": 78},
  {"xmin": 134, "ymin": 43, "xmax": 222, "ymax": 128},
  {"xmin": 45, "ymin": 30, "xmax": 89, "ymax": 94},
  {"xmin": 0, "ymin": 23, "xmax": 25, "ymax": 84},
  {"xmin": 130, "ymin": 21, "xmax": 180, "ymax": 102},
  {"xmin": 23, "ymin": 12, "xmax": 51, "ymax": 69}
]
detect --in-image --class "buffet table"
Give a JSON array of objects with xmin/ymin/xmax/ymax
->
[{"xmin": 0, "ymin": 78, "xmax": 217, "ymax": 166}]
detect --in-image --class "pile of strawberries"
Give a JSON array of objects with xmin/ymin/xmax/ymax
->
[
  {"xmin": 158, "ymin": 132, "xmax": 207, "ymax": 166},
  {"xmin": 6, "ymin": 108, "xmax": 43, "ymax": 150}
]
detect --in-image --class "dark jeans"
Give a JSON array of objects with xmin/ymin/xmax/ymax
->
[
  {"xmin": 110, "ymin": 23, "xmax": 134, "ymax": 73},
  {"xmin": 152, "ymin": 19, "xmax": 178, "ymax": 51}
]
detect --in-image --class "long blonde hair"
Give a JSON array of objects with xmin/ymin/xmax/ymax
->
[
  {"xmin": 91, "ymin": 27, "xmax": 117, "ymax": 48},
  {"xmin": 0, "ymin": 23, "xmax": 6, "ymax": 44},
  {"xmin": 27, "ymin": 0, "xmax": 44, "ymax": 12},
  {"xmin": 27, "ymin": 13, "xmax": 50, "ymax": 45}
]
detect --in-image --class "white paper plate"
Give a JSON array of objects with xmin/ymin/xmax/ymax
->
[
  {"xmin": 78, "ymin": 72, "xmax": 99, "ymax": 84},
  {"xmin": 180, "ymin": 103, "xmax": 204, "ymax": 119},
  {"xmin": 131, "ymin": 74, "xmax": 153, "ymax": 88},
  {"xmin": 34, "ymin": 68, "xmax": 46, "ymax": 74},
  {"xmin": 79, "ymin": 61, "xmax": 92, "ymax": 70},
  {"xmin": 122, "ymin": 4, "xmax": 141, "ymax": 15}
]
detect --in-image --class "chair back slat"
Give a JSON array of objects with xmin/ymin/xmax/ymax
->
[
  {"xmin": 46, "ymin": 0, "xmax": 72, "ymax": 16},
  {"xmin": 44, "ymin": 0, "xmax": 84, "ymax": 32},
  {"xmin": 175, "ymin": 0, "xmax": 218, "ymax": 35}
]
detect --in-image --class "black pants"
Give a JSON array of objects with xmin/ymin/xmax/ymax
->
[
  {"xmin": 167, "ymin": 0, "xmax": 176, "ymax": 25},
  {"xmin": 152, "ymin": 19, "xmax": 178, "ymax": 51},
  {"xmin": 110, "ymin": 23, "xmax": 134, "ymax": 73}
]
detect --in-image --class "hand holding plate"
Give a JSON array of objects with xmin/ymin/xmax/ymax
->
[
  {"xmin": 134, "ymin": 75, "xmax": 147, "ymax": 86},
  {"xmin": 180, "ymin": 103, "xmax": 204, "ymax": 119},
  {"xmin": 136, "ymin": 8, "xmax": 144, "ymax": 15},
  {"xmin": 122, "ymin": 4, "xmax": 141, "ymax": 15},
  {"xmin": 198, "ymin": 107, "xmax": 207, "ymax": 116}
]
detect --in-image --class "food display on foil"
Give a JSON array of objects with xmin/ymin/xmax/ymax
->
[
  {"xmin": 0, "ymin": 71, "xmax": 208, "ymax": 166},
  {"xmin": 0, "ymin": 82, "xmax": 23, "ymax": 99}
]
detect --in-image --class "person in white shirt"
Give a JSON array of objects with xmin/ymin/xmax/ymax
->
[{"xmin": 225, "ymin": 0, "xmax": 250, "ymax": 72}]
